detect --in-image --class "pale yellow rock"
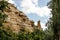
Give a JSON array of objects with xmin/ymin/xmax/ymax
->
[{"xmin": 3, "ymin": 3, "xmax": 34, "ymax": 33}]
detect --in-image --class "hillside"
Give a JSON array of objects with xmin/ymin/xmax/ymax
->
[
  {"xmin": 2, "ymin": 3, "xmax": 36, "ymax": 33},
  {"xmin": 0, "ymin": 3, "xmax": 42, "ymax": 33}
]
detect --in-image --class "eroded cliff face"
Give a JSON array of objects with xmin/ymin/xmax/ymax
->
[{"xmin": 3, "ymin": 3, "xmax": 35, "ymax": 33}]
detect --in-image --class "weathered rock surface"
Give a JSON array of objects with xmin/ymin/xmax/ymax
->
[{"xmin": 3, "ymin": 3, "xmax": 34, "ymax": 33}]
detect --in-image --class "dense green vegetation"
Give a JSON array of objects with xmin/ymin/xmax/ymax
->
[
  {"xmin": 18, "ymin": 29, "xmax": 46, "ymax": 40},
  {"xmin": 0, "ymin": 0, "xmax": 8, "ymax": 26},
  {"xmin": 47, "ymin": 0, "xmax": 60, "ymax": 40}
]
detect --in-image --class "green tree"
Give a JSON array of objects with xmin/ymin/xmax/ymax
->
[
  {"xmin": 47, "ymin": 0, "xmax": 60, "ymax": 40},
  {"xmin": 18, "ymin": 29, "xmax": 45, "ymax": 40},
  {"xmin": 0, "ymin": 0, "xmax": 8, "ymax": 11},
  {"xmin": 0, "ymin": 0, "xmax": 16, "ymax": 40},
  {"xmin": 0, "ymin": 28, "xmax": 18, "ymax": 40},
  {"xmin": 0, "ymin": 13, "xmax": 7, "ymax": 26},
  {"xmin": 0, "ymin": 0, "xmax": 8, "ymax": 26}
]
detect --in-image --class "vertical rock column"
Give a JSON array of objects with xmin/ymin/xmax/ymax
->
[
  {"xmin": 37, "ymin": 20, "xmax": 41, "ymax": 29},
  {"xmin": 30, "ymin": 20, "xmax": 34, "ymax": 27}
]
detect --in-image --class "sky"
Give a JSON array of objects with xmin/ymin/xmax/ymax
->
[{"xmin": 8, "ymin": 0, "xmax": 51, "ymax": 30}]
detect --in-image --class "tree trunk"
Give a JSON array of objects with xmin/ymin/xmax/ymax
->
[
  {"xmin": 56, "ymin": 34, "xmax": 59, "ymax": 40},
  {"xmin": 56, "ymin": 31, "xmax": 60, "ymax": 40},
  {"xmin": 59, "ymin": 35, "xmax": 60, "ymax": 40}
]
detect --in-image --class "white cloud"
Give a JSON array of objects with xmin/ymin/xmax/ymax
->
[
  {"xmin": 8, "ymin": 0, "xmax": 51, "ymax": 17},
  {"xmin": 8, "ymin": 0, "xmax": 51, "ymax": 29},
  {"xmin": 8, "ymin": 0, "xmax": 15, "ymax": 4},
  {"xmin": 20, "ymin": 0, "xmax": 51, "ymax": 29},
  {"xmin": 41, "ymin": 22, "xmax": 47, "ymax": 30},
  {"xmin": 32, "ymin": 0, "xmax": 38, "ymax": 5},
  {"xmin": 20, "ymin": 0, "xmax": 51, "ymax": 17}
]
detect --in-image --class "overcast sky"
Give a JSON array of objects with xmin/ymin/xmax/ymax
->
[{"xmin": 8, "ymin": 0, "xmax": 51, "ymax": 30}]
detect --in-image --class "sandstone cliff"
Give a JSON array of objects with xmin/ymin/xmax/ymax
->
[
  {"xmin": 2, "ymin": 3, "xmax": 35, "ymax": 33},
  {"xmin": 1, "ymin": 3, "xmax": 42, "ymax": 33}
]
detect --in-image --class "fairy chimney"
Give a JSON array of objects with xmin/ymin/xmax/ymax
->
[{"xmin": 37, "ymin": 20, "xmax": 41, "ymax": 29}]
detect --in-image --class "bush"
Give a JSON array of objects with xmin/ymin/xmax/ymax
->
[{"xmin": 18, "ymin": 29, "xmax": 45, "ymax": 40}]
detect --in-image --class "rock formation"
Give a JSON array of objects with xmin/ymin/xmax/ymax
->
[
  {"xmin": 2, "ymin": 3, "xmax": 35, "ymax": 33},
  {"xmin": 37, "ymin": 20, "xmax": 41, "ymax": 29},
  {"xmin": 1, "ymin": 3, "xmax": 42, "ymax": 33}
]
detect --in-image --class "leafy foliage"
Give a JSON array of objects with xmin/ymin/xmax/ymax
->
[
  {"xmin": 0, "ymin": 0, "xmax": 8, "ymax": 11},
  {"xmin": 0, "ymin": 28, "xmax": 18, "ymax": 40},
  {"xmin": 0, "ymin": 13, "xmax": 7, "ymax": 26},
  {"xmin": 18, "ymin": 29, "xmax": 45, "ymax": 40},
  {"xmin": 47, "ymin": 0, "xmax": 60, "ymax": 40},
  {"xmin": 0, "ymin": 0, "xmax": 8, "ymax": 26}
]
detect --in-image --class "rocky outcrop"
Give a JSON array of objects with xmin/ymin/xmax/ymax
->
[
  {"xmin": 37, "ymin": 20, "xmax": 41, "ymax": 29},
  {"xmin": 3, "ymin": 3, "xmax": 34, "ymax": 33},
  {"xmin": 2, "ymin": 3, "xmax": 42, "ymax": 33}
]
